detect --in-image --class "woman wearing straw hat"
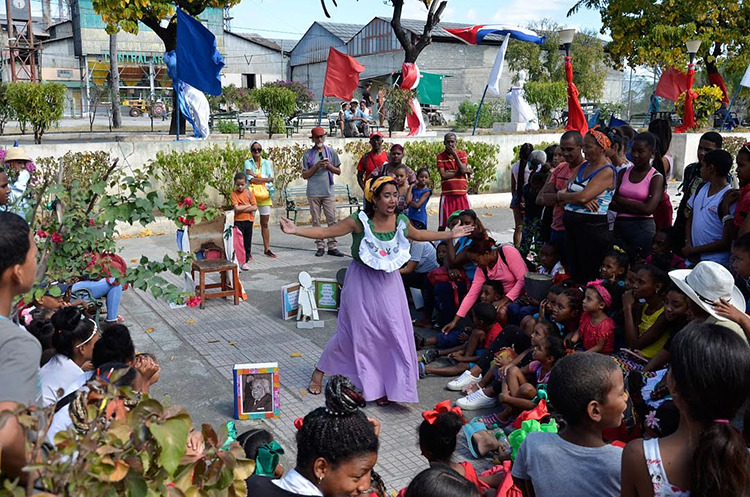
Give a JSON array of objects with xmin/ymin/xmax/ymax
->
[{"xmin": 3, "ymin": 147, "xmax": 32, "ymax": 210}]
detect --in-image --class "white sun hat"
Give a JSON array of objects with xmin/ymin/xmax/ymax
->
[{"xmin": 669, "ymin": 261, "xmax": 745, "ymax": 321}]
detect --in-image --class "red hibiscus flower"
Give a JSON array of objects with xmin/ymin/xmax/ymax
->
[
  {"xmin": 183, "ymin": 197, "xmax": 193, "ymax": 207},
  {"xmin": 51, "ymin": 232, "xmax": 63, "ymax": 243},
  {"xmin": 198, "ymin": 202, "xmax": 206, "ymax": 211}
]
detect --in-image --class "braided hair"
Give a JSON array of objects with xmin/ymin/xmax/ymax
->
[{"xmin": 296, "ymin": 375, "xmax": 378, "ymax": 470}]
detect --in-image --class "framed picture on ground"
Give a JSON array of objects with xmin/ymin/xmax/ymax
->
[
  {"xmin": 313, "ymin": 278, "xmax": 340, "ymax": 311},
  {"xmin": 281, "ymin": 282, "xmax": 301, "ymax": 320},
  {"xmin": 233, "ymin": 362, "xmax": 280, "ymax": 420}
]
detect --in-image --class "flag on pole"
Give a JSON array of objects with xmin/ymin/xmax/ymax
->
[
  {"xmin": 707, "ymin": 70, "xmax": 729, "ymax": 104},
  {"xmin": 322, "ymin": 47, "xmax": 365, "ymax": 101},
  {"xmin": 176, "ymin": 8, "xmax": 224, "ymax": 96},
  {"xmin": 654, "ymin": 67, "xmax": 689, "ymax": 102},
  {"xmin": 400, "ymin": 62, "xmax": 426, "ymax": 136},
  {"xmin": 486, "ymin": 34, "xmax": 510, "ymax": 97},
  {"xmin": 445, "ymin": 25, "xmax": 545, "ymax": 45},
  {"xmin": 565, "ymin": 56, "xmax": 588, "ymax": 136},
  {"xmin": 741, "ymin": 63, "xmax": 750, "ymax": 88}
]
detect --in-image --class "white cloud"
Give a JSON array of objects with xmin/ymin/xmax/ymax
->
[{"xmin": 466, "ymin": 9, "xmax": 477, "ymax": 22}]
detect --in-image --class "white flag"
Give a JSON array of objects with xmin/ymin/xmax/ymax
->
[
  {"xmin": 741, "ymin": 63, "xmax": 750, "ymax": 88},
  {"xmin": 486, "ymin": 34, "xmax": 510, "ymax": 97}
]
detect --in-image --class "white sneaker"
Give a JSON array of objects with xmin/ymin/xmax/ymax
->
[
  {"xmin": 240, "ymin": 263, "xmax": 250, "ymax": 271},
  {"xmin": 456, "ymin": 390, "xmax": 497, "ymax": 410},
  {"xmin": 446, "ymin": 371, "xmax": 480, "ymax": 391}
]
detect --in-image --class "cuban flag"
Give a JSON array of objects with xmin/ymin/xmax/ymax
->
[{"xmin": 445, "ymin": 25, "xmax": 546, "ymax": 45}]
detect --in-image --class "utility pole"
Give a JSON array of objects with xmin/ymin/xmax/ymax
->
[{"xmin": 109, "ymin": 32, "xmax": 122, "ymax": 128}]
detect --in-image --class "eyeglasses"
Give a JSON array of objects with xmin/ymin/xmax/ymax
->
[{"xmin": 251, "ymin": 148, "xmax": 262, "ymax": 152}]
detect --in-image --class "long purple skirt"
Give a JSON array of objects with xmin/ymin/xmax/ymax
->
[{"xmin": 316, "ymin": 260, "xmax": 419, "ymax": 403}]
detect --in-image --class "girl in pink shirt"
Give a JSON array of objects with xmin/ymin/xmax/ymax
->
[{"xmin": 442, "ymin": 238, "xmax": 527, "ymax": 334}]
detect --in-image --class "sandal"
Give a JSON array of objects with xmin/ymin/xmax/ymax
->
[
  {"xmin": 264, "ymin": 249, "xmax": 277, "ymax": 258},
  {"xmin": 308, "ymin": 370, "xmax": 323, "ymax": 395},
  {"xmin": 376, "ymin": 397, "xmax": 391, "ymax": 406},
  {"xmin": 414, "ymin": 332, "xmax": 425, "ymax": 349}
]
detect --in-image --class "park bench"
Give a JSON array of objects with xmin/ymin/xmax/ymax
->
[
  {"xmin": 209, "ymin": 111, "xmax": 238, "ymax": 131},
  {"xmin": 238, "ymin": 118, "xmax": 257, "ymax": 138},
  {"xmin": 284, "ymin": 184, "xmax": 361, "ymax": 223}
]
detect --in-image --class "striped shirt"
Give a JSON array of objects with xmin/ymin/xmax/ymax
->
[{"xmin": 437, "ymin": 150, "xmax": 468, "ymax": 195}]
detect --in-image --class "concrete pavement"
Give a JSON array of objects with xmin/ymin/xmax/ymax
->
[{"xmin": 116, "ymin": 208, "xmax": 515, "ymax": 491}]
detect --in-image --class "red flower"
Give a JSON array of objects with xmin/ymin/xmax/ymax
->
[
  {"xmin": 177, "ymin": 201, "xmax": 184, "ymax": 208},
  {"xmin": 177, "ymin": 216, "xmax": 187, "ymax": 225},
  {"xmin": 88, "ymin": 218, "xmax": 95, "ymax": 226},
  {"xmin": 185, "ymin": 296, "xmax": 201, "ymax": 308},
  {"xmin": 36, "ymin": 230, "xmax": 48, "ymax": 238},
  {"xmin": 198, "ymin": 203, "xmax": 206, "ymax": 211},
  {"xmin": 184, "ymin": 217, "xmax": 195, "ymax": 226},
  {"xmin": 183, "ymin": 197, "xmax": 193, "ymax": 207},
  {"xmin": 51, "ymin": 232, "xmax": 63, "ymax": 243}
]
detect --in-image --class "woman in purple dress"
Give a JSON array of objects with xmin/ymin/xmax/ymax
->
[{"xmin": 280, "ymin": 176, "xmax": 472, "ymax": 405}]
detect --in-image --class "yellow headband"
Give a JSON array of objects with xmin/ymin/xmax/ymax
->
[{"xmin": 364, "ymin": 176, "xmax": 396, "ymax": 203}]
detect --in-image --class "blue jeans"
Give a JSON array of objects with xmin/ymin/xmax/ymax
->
[{"xmin": 72, "ymin": 278, "xmax": 122, "ymax": 322}]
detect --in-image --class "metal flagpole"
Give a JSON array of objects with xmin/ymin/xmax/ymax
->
[
  {"xmin": 472, "ymin": 85, "xmax": 489, "ymax": 136},
  {"xmin": 175, "ymin": 8, "xmax": 181, "ymax": 141},
  {"xmin": 317, "ymin": 93, "xmax": 325, "ymax": 126},
  {"xmin": 720, "ymin": 85, "xmax": 741, "ymax": 131}
]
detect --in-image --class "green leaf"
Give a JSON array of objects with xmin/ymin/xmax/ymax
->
[{"xmin": 148, "ymin": 414, "xmax": 190, "ymax": 476}]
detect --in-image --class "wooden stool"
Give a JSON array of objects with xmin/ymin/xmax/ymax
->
[{"xmin": 191, "ymin": 259, "xmax": 241, "ymax": 309}]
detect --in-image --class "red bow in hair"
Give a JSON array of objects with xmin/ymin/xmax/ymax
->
[
  {"xmin": 421, "ymin": 400, "xmax": 466, "ymax": 425},
  {"xmin": 294, "ymin": 417, "xmax": 304, "ymax": 430}
]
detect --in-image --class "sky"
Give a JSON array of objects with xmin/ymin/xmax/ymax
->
[{"xmin": 228, "ymin": 0, "xmax": 606, "ymax": 41}]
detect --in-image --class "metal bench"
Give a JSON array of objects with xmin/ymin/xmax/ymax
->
[
  {"xmin": 238, "ymin": 118, "xmax": 257, "ymax": 138},
  {"xmin": 209, "ymin": 111, "xmax": 239, "ymax": 131},
  {"xmin": 284, "ymin": 184, "xmax": 361, "ymax": 223}
]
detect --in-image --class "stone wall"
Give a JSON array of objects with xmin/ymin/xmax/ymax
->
[{"xmin": 16, "ymin": 131, "xmax": 750, "ymax": 203}]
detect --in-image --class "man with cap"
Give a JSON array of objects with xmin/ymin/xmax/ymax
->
[
  {"xmin": 301, "ymin": 127, "xmax": 344, "ymax": 257},
  {"xmin": 436, "ymin": 133, "xmax": 471, "ymax": 230},
  {"xmin": 344, "ymin": 99, "xmax": 369, "ymax": 137},
  {"xmin": 353, "ymin": 99, "xmax": 371, "ymax": 136},
  {"xmin": 3, "ymin": 147, "xmax": 31, "ymax": 213},
  {"xmin": 356, "ymin": 132, "xmax": 388, "ymax": 191}
]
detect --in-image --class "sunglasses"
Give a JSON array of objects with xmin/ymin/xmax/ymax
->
[{"xmin": 251, "ymin": 147, "xmax": 262, "ymax": 152}]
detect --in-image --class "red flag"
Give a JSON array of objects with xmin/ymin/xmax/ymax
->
[
  {"xmin": 322, "ymin": 47, "xmax": 364, "ymax": 101},
  {"xmin": 565, "ymin": 57, "xmax": 588, "ymax": 136},
  {"xmin": 675, "ymin": 67, "xmax": 697, "ymax": 133},
  {"xmin": 655, "ymin": 67, "xmax": 689, "ymax": 102},
  {"xmin": 707, "ymin": 71, "xmax": 729, "ymax": 104}
]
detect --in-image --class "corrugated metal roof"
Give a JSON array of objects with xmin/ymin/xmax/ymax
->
[
  {"xmin": 317, "ymin": 21, "xmax": 364, "ymax": 43},
  {"xmin": 226, "ymin": 30, "xmax": 282, "ymax": 52},
  {"xmin": 375, "ymin": 17, "xmax": 506, "ymax": 43}
]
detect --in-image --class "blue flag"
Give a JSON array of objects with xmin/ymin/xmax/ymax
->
[{"xmin": 176, "ymin": 8, "xmax": 224, "ymax": 96}]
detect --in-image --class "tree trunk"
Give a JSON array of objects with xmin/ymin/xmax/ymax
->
[
  {"xmin": 391, "ymin": 0, "xmax": 447, "ymax": 65},
  {"xmin": 109, "ymin": 32, "xmax": 122, "ymax": 128}
]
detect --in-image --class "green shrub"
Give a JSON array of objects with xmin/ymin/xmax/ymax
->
[
  {"xmin": 251, "ymin": 86, "xmax": 296, "ymax": 137},
  {"xmin": 264, "ymin": 80, "xmax": 315, "ymax": 116},
  {"xmin": 455, "ymin": 100, "xmax": 510, "ymax": 130},
  {"xmin": 6, "ymin": 82, "xmax": 65, "ymax": 142},
  {"xmin": 403, "ymin": 140, "xmax": 501, "ymax": 194},
  {"xmin": 217, "ymin": 120, "xmax": 239, "ymax": 134}
]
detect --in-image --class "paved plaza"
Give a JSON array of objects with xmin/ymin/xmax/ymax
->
[{"xmin": 116, "ymin": 207, "xmax": 514, "ymax": 491}]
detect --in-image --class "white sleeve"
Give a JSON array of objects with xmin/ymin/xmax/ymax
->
[{"xmin": 410, "ymin": 242, "xmax": 423, "ymax": 262}]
